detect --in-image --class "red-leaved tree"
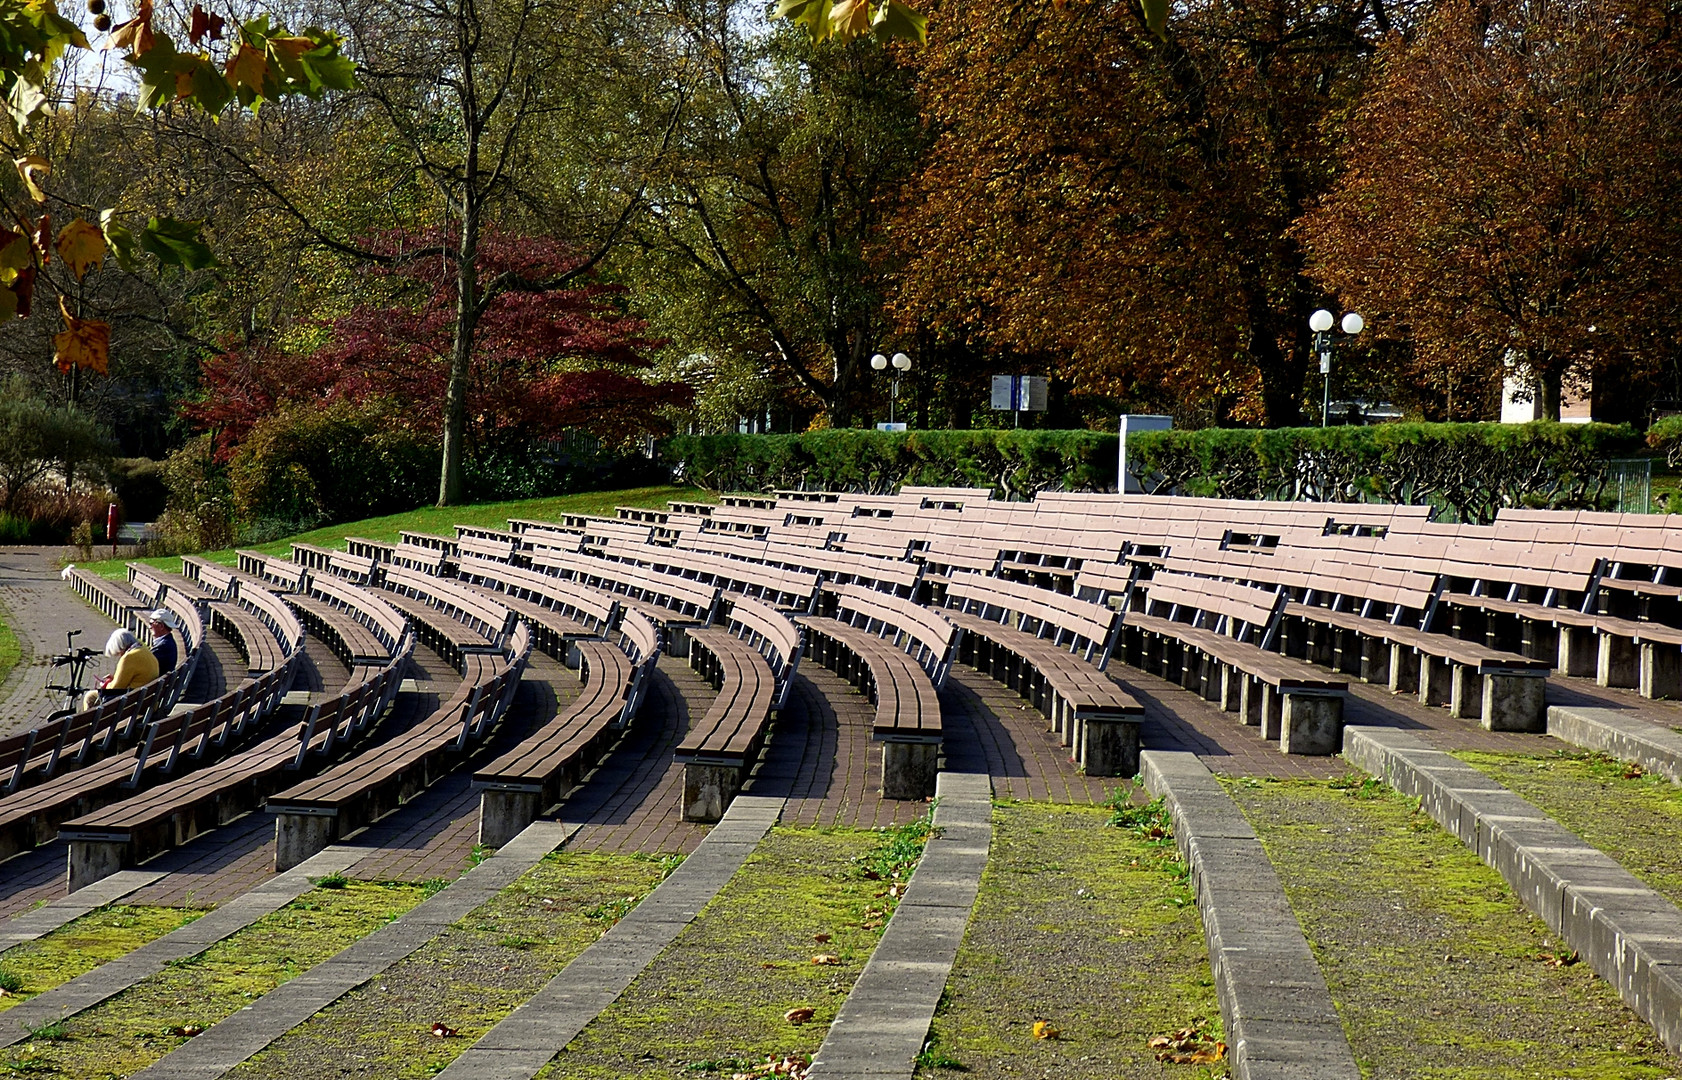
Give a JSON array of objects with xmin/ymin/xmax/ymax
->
[{"xmin": 185, "ymin": 231, "xmax": 692, "ymax": 460}]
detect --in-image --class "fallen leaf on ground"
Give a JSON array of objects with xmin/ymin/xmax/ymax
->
[
  {"xmin": 1149, "ymin": 1026, "xmax": 1225, "ymax": 1064},
  {"xmin": 785, "ymin": 1006, "xmax": 816, "ymax": 1025},
  {"xmin": 1625, "ymin": 765, "xmax": 1645, "ymax": 779},
  {"xmin": 169, "ymin": 1025, "xmax": 203, "ymax": 1037},
  {"xmin": 811, "ymin": 954, "xmax": 841, "ymax": 965},
  {"xmin": 813, "ymin": 933, "xmax": 831, "ymax": 943},
  {"xmin": 1033, "ymin": 1020, "xmax": 1060, "ymax": 1040},
  {"xmin": 431, "ymin": 1022, "xmax": 458, "ymax": 1037},
  {"xmin": 861, "ymin": 920, "xmax": 882, "ymax": 930},
  {"xmin": 762, "ymin": 962, "xmax": 779, "ymax": 969},
  {"xmin": 1543, "ymin": 950, "xmax": 1581, "ymax": 968}
]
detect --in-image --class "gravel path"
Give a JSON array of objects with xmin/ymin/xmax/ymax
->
[{"xmin": 0, "ymin": 546, "xmax": 115, "ymax": 731}]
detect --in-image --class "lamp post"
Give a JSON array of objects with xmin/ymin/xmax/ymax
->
[
  {"xmin": 871, "ymin": 351, "xmax": 912, "ymax": 427},
  {"xmin": 1309, "ymin": 309, "xmax": 1365, "ymax": 427}
]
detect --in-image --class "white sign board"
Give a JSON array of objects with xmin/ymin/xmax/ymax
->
[{"xmin": 990, "ymin": 375, "xmax": 1048, "ymax": 412}]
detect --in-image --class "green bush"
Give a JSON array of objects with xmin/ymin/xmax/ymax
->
[
  {"xmin": 1126, "ymin": 421, "xmax": 1641, "ymax": 523},
  {"xmin": 0, "ymin": 513, "xmax": 30, "ymax": 544},
  {"xmin": 663, "ymin": 429, "xmax": 1119, "ymax": 499}
]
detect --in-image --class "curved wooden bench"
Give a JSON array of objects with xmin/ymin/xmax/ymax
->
[
  {"xmin": 57, "ymin": 649, "xmax": 390, "ymax": 890},
  {"xmin": 268, "ymin": 623, "xmax": 532, "ymax": 869},
  {"xmin": 673, "ymin": 597, "xmax": 803, "ymax": 822},
  {"xmin": 473, "ymin": 639, "xmax": 635, "ymax": 846},
  {"xmin": 1122, "ymin": 572, "xmax": 1347, "ymax": 755},
  {"xmin": 940, "ymin": 572, "xmax": 1141, "ymax": 777}
]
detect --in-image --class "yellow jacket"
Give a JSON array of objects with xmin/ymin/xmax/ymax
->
[{"xmin": 110, "ymin": 645, "xmax": 159, "ymax": 691}]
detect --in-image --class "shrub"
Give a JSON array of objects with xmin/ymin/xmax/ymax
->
[
  {"xmin": 1126, "ymin": 421, "xmax": 1641, "ymax": 523},
  {"xmin": 156, "ymin": 435, "xmax": 236, "ymax": 553},
  {"xmin": 664, "ymin": 429, "xmax": 1120, "ymax": 498}
]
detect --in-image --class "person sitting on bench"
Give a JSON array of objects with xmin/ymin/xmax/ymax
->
[
  {"xmin": 80, "ymin": 629, "xmax": 158, "ymax": 712},
  {"xmin": 146, "ymin": 609, "xmax": 179, "ymax": 674}
]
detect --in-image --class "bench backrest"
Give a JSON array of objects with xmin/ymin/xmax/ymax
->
[
  {"xmin": 721, "ymin": 596, "xmax": 805, "ymax": 709},
  {"xmin": 309, "ymin": 574, "xmax": 409, "ymax": 651},
  {"xmin": 181, "ymin": 556, "xmax": 239, "ymax": 599},
  {"xmin": 343, "ymin": 537, "xmax": 395, "ymax": 562},
  {"xmin": 943, "ymin": 572, "xmax": 1121, "ymax": 669},
  {"xmin": 831, "ymin": 584, "xmax": 957, "ymax": 688},
  {"xmin": 384, "ymin": 564, "xmax": 515, "ymax": 647},
  {"xmin": 456, "ymin": 551, "xmax": 620, "ymax": 632},
  {"xmin": 530, "ymin": 549, "xmax": 721, "ymax": 624},
  {"xmin": 1138, "ymin": 570, "xmax": 1285, "ymax": 647},
  {"xmin": 390, "ymin": 542, "xmax": 450, "ymax": 575},
  {"xmin": 400, "ymin": 531, "xmax": 459, "ymax": 555},
  {"xmin": 237, "ymin": 551, "xmax": 308, "ymax": 591},
  {"xmin": 241, "ymin": 586, "xmax": 306, "ymax": 655},
  {"xmin": 601, "ymin": 538, "xmax": 821, "ymax": 613}
]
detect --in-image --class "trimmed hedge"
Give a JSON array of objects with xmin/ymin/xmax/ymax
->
[
  {"xmin": 1127, "ymin": 422, "xmax": 1642, "ymax": 523},
  {"xmin": 663, "ymin": 430, "xmax": 1120, "ymax": 498}
]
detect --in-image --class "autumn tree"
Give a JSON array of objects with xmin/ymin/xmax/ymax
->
[
  {"xmin": 184, "ymin": 230, "xmax": 690, "ymax": 458},
  {"xmin": 624, "ymin": 11, "xmax": 924, "ymax": 429},
  {"xmin": 1299, "ymin": 0, "xmax": 1682, "ymax": 421},
  {"xmin": 887, "ymin": 0, "xmax": 1410, "ymax": 428}
]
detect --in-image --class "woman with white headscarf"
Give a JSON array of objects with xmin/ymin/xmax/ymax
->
[{"xmin": 80, "ymin": 628, "xmax": 158, "ymax": 712}]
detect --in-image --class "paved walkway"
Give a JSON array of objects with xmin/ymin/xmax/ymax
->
[
  {"xmin": 809, "ymin": 771, "xmax": 993, "ymax": 1079},
  {"xmin": 432, "ymin": 794, "xmax": 785, "ymax": 1080},
  {"xmin": 0, "ymin": 547, "xmax": 115, "ymax": 731}
]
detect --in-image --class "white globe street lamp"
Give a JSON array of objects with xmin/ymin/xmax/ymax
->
[
  {"xmin": 871, "ymin": 352, "xmax": 913, "ymax": 426},
  {"xmin": 1310, "ymin": 309, "xmax": 1365, "ymax": 427}
]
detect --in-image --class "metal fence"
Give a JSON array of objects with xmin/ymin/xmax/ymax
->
[{"xmin": 1605, "ymin": 458, "xmax": 1654, "ymax": 514}]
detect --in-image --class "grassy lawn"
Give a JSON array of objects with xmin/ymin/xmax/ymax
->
[
  {"xmin": 0, "ymin": 881, "xmax": 429, "ymax": 1078},
  {"xmin": 1229, "ymin": 776, "xmax": 1679, "ymax": 1080},
  {"xmin": 543, "ymin": 820, "xmax": 931, "ymax": 1080},
  {"xmin": 230, "ymin": 852, "xmax": 680, "ymax": 1080},
  {"xmin": 916, "ymin": 799, "xmax": 1223, "ymax": 1080},
  {"xmin": 75, "ymin": 485, "xmax": 710, "ymax": 581}
]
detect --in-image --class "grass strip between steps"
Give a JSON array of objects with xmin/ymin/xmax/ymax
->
[
  {"xmin": 1229, "ymin": 775, "xmax": 1680, "ymax": 1080},
  {"xmin": 542, "ymin": 819, "xmax": 933, "ymax": 1080},
  {"xmin": 0, "ymin": 905, "xmax": 205, "ymax": 1012},
  {"xmin": 0, "ymin": 880, "xmax": 428, "ymax": 1078},
  {"xmin": 76, "ymin": 485, "xmax": 709, "ymax": 580},
  {"xmin": 916, "ymin": 798, "xmax": 1223, "ymax": 1080},
  {"xmin": 0, "ymin": 607, "xmax": 19, "ymax": 694},
  {"xmin": 1456, "ymin": 748, "xmax": 1682, "ymax": 912},
  {"xmin": 225, "ymin": 852, "xmax": 681, "ymax": 1080}
]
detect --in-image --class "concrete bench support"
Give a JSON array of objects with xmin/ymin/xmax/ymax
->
[
  {"xmin": 1360, "ymin": 638, "xmax": 1390, "ymax": 685},
  {"xmin": 682, "ymin": 761, "xmax": 739, "ymax": 823},
  {"xmin": 1598, "ymin": 633, "xmax": 1640, "ymax": 689},
  {"xmin": 1280, "ymin": 692, "xmax": 1342, "ymax": 755},
  {"xmin": 1481, "ymin": 672, "xmax": 1546, "ymax": 733},
  {"xmin": 1449, "ymin": 663, "xmax": 1482, "ymax": 719},
  {"xmin": 65, "ymin": 836, "xmax": 127, "ymax": 894},
  {"xmin": 1389, "ymin": 643, "xmax": 1420, "ymax": 694},
  {"xmin": 274, "ymin": 809, "xmax": 338, "ymax": 872},
  {"xmin": 1558, "ymin": 625, "xmax": 1597, "ymax": 678},
  {"xmin": 1418, "ymin": 654, "xmax": 1453, "ymax": 708},
  {"xmin": 1643, "ymin": 644, "xmax": 1682, "ymax": 700},
  {"xmin": 478, "ymin": 788, "xmax": 542, "ymax": 848},
  {"xmin": 1259, "ymin": 684, "xmax": 1284, "ymax": 741},
  {"xmin": 881, "ymin": 739, "xmax": 939, "ymax": 800},
  {"xmin": 1077, "ymin": 715, "xmax": 1140, "ymax": 777}
]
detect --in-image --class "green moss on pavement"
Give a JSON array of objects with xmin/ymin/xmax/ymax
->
[
  {"xmin": 1457, "ymin": 749, "xmax": 1682, "ymax": 908},
  {"xmin": 0, "ymin": 905, "xmax": 203, "ymax": 1011},
  {"xmin": 1229, "ymin": 776, "xmax": 1679, "ymax": 1079},
  {"xmin": 917, "ymin": 800, "xmax": 1222, "ymax": 1079},
  {"xmin": 543, "ymin": 824, "xmax": 924, "ymax": 1079},
  {"xmin": 0, "ymin": 881, "xmax": 426, "ymax": 1078},
  {"xmin": 229, "ymin": 852, "xmax": 677, "ymax": 1080}
]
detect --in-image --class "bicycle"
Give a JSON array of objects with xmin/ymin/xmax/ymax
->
[{"xmin": 43, "ymin": 629, "xmax": 98, "ymax": 722}]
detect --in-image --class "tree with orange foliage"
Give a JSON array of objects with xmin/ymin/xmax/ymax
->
[
  {"xmin": 886, "ymin": 0, "xmax": 1400, "ymax": 427},
  {"xmin": 1299, "ymin": 0, "xmax": 1682, "ymax": 421}
]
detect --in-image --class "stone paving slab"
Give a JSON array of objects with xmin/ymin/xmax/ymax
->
[
  {"xmin": 1140, "ymin": 749, "xmax": 1359, "ymax": 1080},
  {"xmin": 127, "ymin": 820, "xmax": 581, "ymax": 1080},
  {"xmin": 432, "ymin": 793, "xmax": 785, "ymax": 1080},
  {"xmin": 0, "ymin": 844, "xmax": 368, "ymax": 1047},
  {"xmin": 1343, "ymin": 723, "xmax": 1682, "ymax": 1059},
  {"xmin": 807, "ymin": 771, "xmax": 992, "ymax": 1080}
]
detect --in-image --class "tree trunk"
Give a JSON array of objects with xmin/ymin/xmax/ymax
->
[
  {"xmin": 438, "ymin": 210, "xmax": 480, "ymax": 507},
  {"xmin": 1538, "ymin": 359, "xmax": 1563, "ymax": 422}
]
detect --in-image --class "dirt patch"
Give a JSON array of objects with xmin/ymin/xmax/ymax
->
[
  {"xmin": 1458, "ymin": 749, "xmax": 1682, "ymax": 907},
  {"xmin": 544, "ymin": 823, "xmax": 926, "ymax": 1079},
  {"xmin": 917, "ymin": 800, "xmax": 1223, "ymax": 1080},
  {"xmin": 1230, "ymin": 776, "xmax": 1681, "ymax": 1080},
  {"xmin": 0, "ymin": 904, "xmax": 203, "ymax": 1010},
  {"xmin": 229, "ymin": 852, "xmax": 678, "ymax": 1080},
  {"xmin": 0, "ymin": 880, "xmax": 428, "ymax": 1078}
]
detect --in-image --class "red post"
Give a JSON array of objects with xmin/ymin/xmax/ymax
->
[{"xmin": 106, "ymin": 502, "xmax": 117, "ymax": 557}]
